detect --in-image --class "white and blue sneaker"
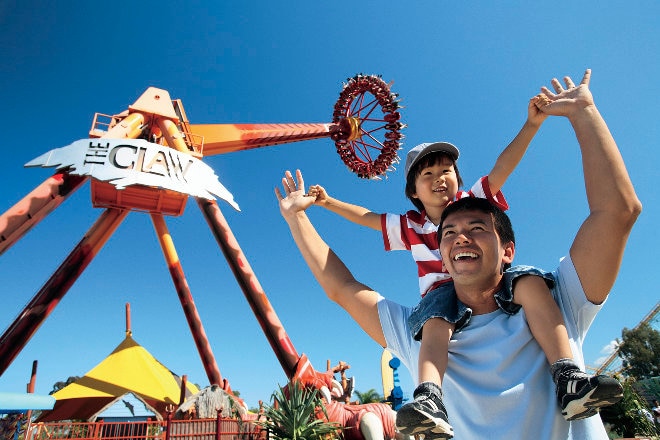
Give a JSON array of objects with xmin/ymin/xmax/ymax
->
[
  {"xmin": 395, "ymin": 382, "xmax": 454, "ymax": 439},
  {"xmin": 552, "ymin": 359, "xmax": 623, "ymax": 421}
]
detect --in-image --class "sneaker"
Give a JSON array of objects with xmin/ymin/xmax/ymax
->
[
  {"xmin": 552, "ymin": 360, "xmax": 623, "ymax": 421},
  {"xmin": 395, "ymin": 382, "xmax": 454, "ymax": 438}
]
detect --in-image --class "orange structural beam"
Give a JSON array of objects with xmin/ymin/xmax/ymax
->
[
  {"xmin": 0, "ymin": 109, "xmax": 148, "ymax": 257},
  {"xmin": 157, "ymin": 118, "xmax": 191, "ymax": 154},
  {"xmin": 0, "ymin": 207, "xmax": 129, "ymax": 375},
  {"xmin": 196, "ymin": 198, "xmax": 301, "ymax": 378},
  {"xmin": 0, "ymin": 173, "xmax": 87, "ymax": 256},
  {"xmin": 189, "ymin": 123, "xmax": 332, "ymax": 157},
  {"xmin": 150, "ymin": 213, "xmax": 226, "ymax": 390}
]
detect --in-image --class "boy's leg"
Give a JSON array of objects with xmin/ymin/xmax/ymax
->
[
  {"xmin": 396, "ymin": 317, "xmax": 454, "ymax": 438},
  {"xmin": 419, "ymin": 317, "xmax": 452, "ymax": 385},
  {"xmin": 514, "ymin": 275, "xmax": 623, "ymax": 420},
  {"xmin": 514, "ymin": 275, "xmax": 574, "ymax": 363}
]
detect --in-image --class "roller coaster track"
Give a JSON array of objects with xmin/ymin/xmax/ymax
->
[{"xmin": 592, "ymin": 301, "xmax": 660, "ymax": 375}]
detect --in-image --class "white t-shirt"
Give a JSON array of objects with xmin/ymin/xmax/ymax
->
[{"xmin": 378, "ymin": 255, "xmax": 609, "ymax": 439}]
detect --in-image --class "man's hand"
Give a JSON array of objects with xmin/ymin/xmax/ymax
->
[
  {"xmin": 275, "ymin": 169, "xmax": 316, "ymax": 219},
  {"xmin": 538, "ymin": 69, "xmax": 595, "ymax": 118}
]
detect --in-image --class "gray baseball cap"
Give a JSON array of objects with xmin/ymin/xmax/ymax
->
[{"xmin": 404, "ymin": 142, "xmax": 460, "ymax": 178}]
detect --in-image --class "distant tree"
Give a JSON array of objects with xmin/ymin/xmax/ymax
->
[
  {"xmin": 354, "ymin": 389, "xmax": 382, "ymax": 404},
  {"xmin": 51, "ymin": 376, "xmax": 80, "ymax": 394},
  {"xmin": 617, "ymin": 322, "xmax": 660, "ymax": 380}
]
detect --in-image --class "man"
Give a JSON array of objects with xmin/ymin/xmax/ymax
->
[{"xmin": 275, "ymin": 70, "xmax": 641, "ymax": 439}]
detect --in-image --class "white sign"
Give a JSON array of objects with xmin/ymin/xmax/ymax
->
[{"xmin": 26, "ymin": 139, "xmax": 240, "ymax": 211}]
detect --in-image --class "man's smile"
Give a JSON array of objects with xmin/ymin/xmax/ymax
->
[{"xmin": 453, "ymin": 251, "xmax": 479, "ymax": 261}]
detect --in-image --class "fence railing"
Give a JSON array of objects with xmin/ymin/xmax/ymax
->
[{"xmin": 23, "ymin": 416, "xmax": 263, "ymax": 440}]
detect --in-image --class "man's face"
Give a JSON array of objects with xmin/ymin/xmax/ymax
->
[{"xmin": 439, "ymin": 209, "xmax": 514, "ymax": 286}]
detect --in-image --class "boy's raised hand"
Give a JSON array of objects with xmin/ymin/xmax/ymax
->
[
  {"xmin": 528, "ymin": 95, "xmax": 550, "ymax": 126},
  {"xmin": 307, "ymin": 184, "xmax": 329, "ymax": 206}
]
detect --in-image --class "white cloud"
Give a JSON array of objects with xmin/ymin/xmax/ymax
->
[{"xmin": 593, "ymin": 340, "xmax": 621, "ymax": 369}]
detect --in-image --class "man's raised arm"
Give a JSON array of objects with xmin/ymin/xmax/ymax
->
[
  {"xmin": 275, "ymin": 169, "xmax": 387, "ymax": 346},
  {"xmin": 540, "ymin": 69, "xmax": 642, "ymax": 304}
]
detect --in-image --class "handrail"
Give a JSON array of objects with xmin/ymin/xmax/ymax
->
[{"xmin": 24, "ymin": 417, "xmax": 262, "ymax": 440}]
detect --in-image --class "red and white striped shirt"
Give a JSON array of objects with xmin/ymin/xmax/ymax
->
[{"xmin": 381, "ymin": 176, "xmax": 509, "ymax": 297}]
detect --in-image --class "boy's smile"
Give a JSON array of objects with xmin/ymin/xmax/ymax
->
[{"xmin": 412, "ymin": 157, "xmax": 459, "ymax": 209}]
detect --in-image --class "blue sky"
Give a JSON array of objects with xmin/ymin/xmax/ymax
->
[{"xmin": 0, "ymin": 2, "xmax": 658, "ymax": 410}]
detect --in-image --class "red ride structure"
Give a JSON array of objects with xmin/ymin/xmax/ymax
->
[{"xmin": 0, "ymin": 75, "xmax": 405, "ymax": 400}]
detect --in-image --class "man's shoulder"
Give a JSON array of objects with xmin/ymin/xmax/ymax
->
[{"xmin": 377, "ymin": 298, "xmax": 413, "ymax": 342}]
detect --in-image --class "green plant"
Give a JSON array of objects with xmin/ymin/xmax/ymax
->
[
  {"xmin": 256, "ymin": 381, "xmax": 340, "ymax": 440},
  {"xmin": 600, "ymin": 376, "xmax": 660, "ymax": 438}
]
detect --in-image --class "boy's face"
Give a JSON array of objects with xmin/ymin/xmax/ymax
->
[{"xmin": 412, "ymin": 156, "xmax": 459, "ymax": 210}]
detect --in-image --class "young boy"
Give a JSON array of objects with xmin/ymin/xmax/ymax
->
[{"xmin": 307, "ymin": 95, "xmax": 622, "ymax": 438}]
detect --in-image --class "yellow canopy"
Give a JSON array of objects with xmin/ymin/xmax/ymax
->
[{"xmin": 39, "ymin": 335, "xmax": 199, "ymax": 421}]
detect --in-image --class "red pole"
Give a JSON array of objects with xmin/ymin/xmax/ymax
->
[
  {"xmin": 189, "ymin": 122, "xmax": 331, "ymax": 157},
  {"xmin": 150, "ymin": 213, "xmax": 225, "ymax": 388},
  {"xmin": 23, "ymin": 360, "xmax": 38, "ymax": 440},
  {"xmin": 179, "ymin": 375, "xmax": 188, "ymax": 406},
  {"xmin": 125, "ymin": 303, "xmax": 132, "ymax": 335},
  {"xmin": 216, "ymin": 411, "xmax": 222, "ymax": 440},
  {"xmin": 165, "ymin": 409, "xmax": 172, "ymax": 440},
  {"xmin": 197, "ymin": 198, "xmax": 300, "ymax": 378},
  {"xmin": 0, "ymin": 174, "xmax": 88, "ymax": 256},
  {"xmin": 26, "ymin": 360, "xmax": 37, "ymax": 393},
  {"xmin": 0, "ymin": 208, "xmax": 129, "ymax": 374},
  {"xmin": 0, "ymin": 109, "xmax": 146, "ymax": 257}
]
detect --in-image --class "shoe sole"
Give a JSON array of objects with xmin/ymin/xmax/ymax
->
[
  {"xmin": 396, "ymin": 407, "xmax": 454, "ymax": 437},
  {"xmin": 418, "ymin": 430, "xmax": 455, "ymax": 440},
  {"xmin": 424, "ymin": 424, "xmax": 455, "ymax": 439},
  {"xmin": 562, "ymin": 377, "xmax": 623, "ymax": 421}
]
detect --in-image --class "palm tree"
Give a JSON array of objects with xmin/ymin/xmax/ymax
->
[
  {"xmin": 354, "ymin": 389, "xmax": 382, "ymax": 404},
  {"xmin": 256, "ymin": 381, "xmax": 340, "ymax": 440},
  {"xmin": 50, "ymin": 376, "xmax": 80, "ymax": 394}
]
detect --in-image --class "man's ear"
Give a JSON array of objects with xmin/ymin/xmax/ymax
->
[{"xmin": 503, "ymin": 241, "xmax": 515, "ymax": 264}]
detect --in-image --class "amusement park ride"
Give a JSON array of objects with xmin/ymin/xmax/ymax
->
[
  {"xmin": 590, "ymin": 301, "xmax": 660, "ymax": 376},
  {"xmin": 0, "ymin": 75, "xmax": 405, "ymax": 403}
]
